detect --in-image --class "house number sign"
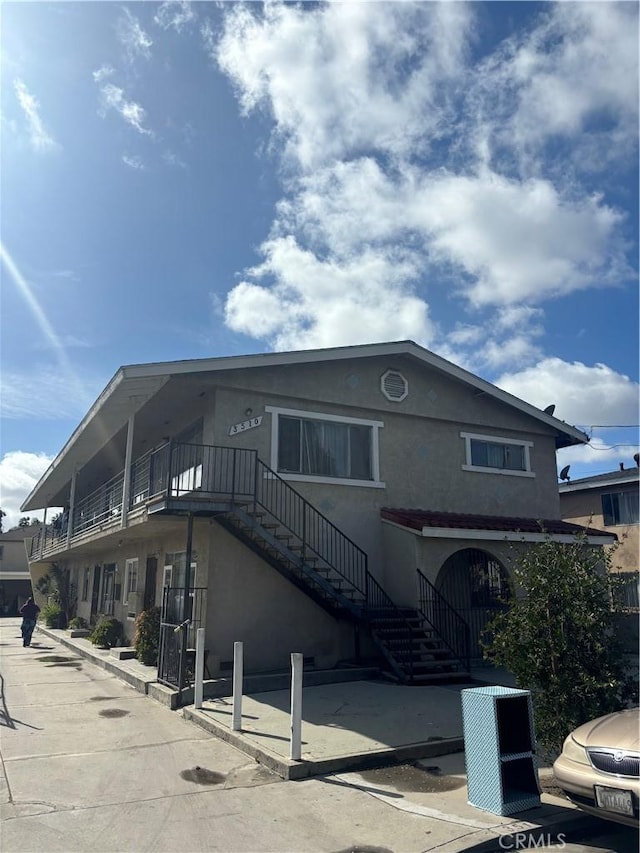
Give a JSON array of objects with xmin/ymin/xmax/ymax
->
[{"xmin": 228, "ymin": 415, "xmax": 263, "ymax": 436}]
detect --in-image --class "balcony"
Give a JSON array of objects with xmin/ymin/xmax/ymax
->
[{"xmin": 29, "ymin": 442, "xmax": 257, "ymax": 560}]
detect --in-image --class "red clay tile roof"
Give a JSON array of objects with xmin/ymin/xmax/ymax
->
[{"xmin": 381, "ymin": 508, "xmax": 613, "ymax": 538}]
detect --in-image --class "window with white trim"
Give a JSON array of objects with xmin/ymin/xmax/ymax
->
[
  {"xmin": 266, "ymin": 406, "xmax": 384, "ymax": 486},
  {"xmin": 123, "ymin": 558, "xmax": 138, "ymax": 605},
  {"xmin": 602, "ymin": 491, "xmax": 639, "ymax": 526},
  {"xmin": 461, "ymin": 432, "xmax": 534, "ymax": 477}
]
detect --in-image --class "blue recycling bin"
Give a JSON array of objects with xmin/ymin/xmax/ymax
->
[{"xmin": 461, "ymin": 685, "xmax": 541, "ymax": 815}]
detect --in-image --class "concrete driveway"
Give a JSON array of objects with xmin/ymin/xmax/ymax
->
[{"xmin": 1, "ymin": 619, "xmax": 591, "ymax": 853}]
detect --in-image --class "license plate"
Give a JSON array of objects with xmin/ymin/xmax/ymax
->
[{"xmin": 594, "ymin": 785, "xmax": 634, "ymax": 816}]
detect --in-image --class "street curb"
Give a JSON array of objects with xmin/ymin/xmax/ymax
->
[
  {"xmin": 35, "ymin": 626, "xmax": 155, "ymax": 695},
  {"xmin": 433, "ymin": 811, "xmax": 598, "ymax": 852}
]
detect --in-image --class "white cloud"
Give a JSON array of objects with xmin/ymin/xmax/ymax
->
[
  {"xmin": 215, "ymin": 2, "xmax": 636, "ymax": 368},
  {"xmin": 217, "ymin": 1, "xmax": 473, "ymax": 170},
  {"xmin": 557, "ymin": 437, "xmax": 639, "ymax": 476},
  {"xmin": 224, "ymin": 235, "xmax": 433, "ymax": 350},
  {"xmin": 510, "ymin": 3, "xmax": 638, "ymax": 159},
  {"xmin": 162, "ymin": 149, "xmax": 187, "ymax": 169},
  {"xmin": 99, "ymin": 84, "xmax": 153, "ymax": 136},
  {"xmin": 418, "ymin": 170, "xmax": 628, "ymax": 306},
  {"xmin": 496, "ymin": 358, "xmax": 640, "ymax": 428},
  {"xmin": 154, "ymin": 1, "xmax": 195, "ymax": 33},
  {"xmin": 0, "ymin": 451, "xmax": 54, "ymax": 530},
  {"xmin": 116, "ymin": 9, "xmax": 153, "ymax": 62},
  {"xmin": 92, "ymin": 64, "xmax": 115, "ymax": 83},
  {"xmin": 122, "ymin": 154, "xmax": 145, "ymax": 170},
  {"xmin": 13, "ymin": 78, "xmax": 57, "ymax": 151}
]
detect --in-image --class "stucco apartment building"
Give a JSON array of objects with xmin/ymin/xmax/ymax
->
[
  {"xmin": 22, "ymin": 341, "xmax": 613, "ymax": 689},
  {"xmin": 0, "ymin": 528, "xmax": 38, "ymax": 615},
  {"xmin": 560, "ymin": 463, "xmax": 639, "ymax": 609}
]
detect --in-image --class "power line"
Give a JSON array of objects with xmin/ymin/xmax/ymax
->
[{"xmin": 586, "ymin": 425, "xmax": 640, "ymax": 429}]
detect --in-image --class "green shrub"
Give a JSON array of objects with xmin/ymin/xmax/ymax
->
[
  {"xmin": 134, "ymin": 607, "xmax": 161, "ymax": 666},
  {"xmin": 90, "ymin": 617, "xmax": 123, "ymax": 649},
  {"xmin": 483, "ymin": 534, "xmax": 635, "ymax": 759},
  {"xmin": 42, "ymin": 600, "xmax": 63, "ymax": 628},
  {"xmin": 68, "ymin": 616, "xmax": 88, "ymax": 630}
]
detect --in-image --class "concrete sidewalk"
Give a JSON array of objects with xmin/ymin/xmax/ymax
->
[{"xmin": 20, "ymin": 619, "xmax": 602, "ymax": 853}]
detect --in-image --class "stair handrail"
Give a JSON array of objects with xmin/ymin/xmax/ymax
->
[
  {"xmin": 252, "ymin": 454, "xmax": 369, "ymax": 598},
  {"xmin": 417, "ymin": 568, "xmax": 470, "ymax": 671},
  {"xmin": 364, "ymin": 573, "xmax": 416, "ymax": 681},
  {"xmin": 166, "ymin": 441, "xmax": 420, "ymax": 681}
]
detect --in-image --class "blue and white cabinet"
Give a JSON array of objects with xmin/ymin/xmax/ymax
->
[{"xmin": 461, "ymin": 685, "xmax": 541, "ymax": 816}]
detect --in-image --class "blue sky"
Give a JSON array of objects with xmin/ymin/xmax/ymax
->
[{"xmin": 1, "ymin": 1, "xmax": 638, "ymax": 528}]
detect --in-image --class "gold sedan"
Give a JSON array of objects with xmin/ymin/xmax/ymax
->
[{"xmin": 553, "ymin": 707, "xmax": 639, "ymax": 828}]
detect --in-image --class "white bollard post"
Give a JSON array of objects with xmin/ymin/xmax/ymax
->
[
  {"xmin": 194, "ymin": 628, "xmax": 205, "ymax": 710},
  {"xmin": 232, "ymin": 641, "xmax": 244, "ymax": 731},
  {"xmin": 290, "ymin": 652, "xmax": 303, "ymax": 761}
]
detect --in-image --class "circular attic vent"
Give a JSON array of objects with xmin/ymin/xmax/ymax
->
[{"xmin": 381, "ymin": 369, "xmax": 408, "ymax": 402}]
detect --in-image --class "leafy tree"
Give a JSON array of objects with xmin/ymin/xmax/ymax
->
[
  {"xmin": 0, "ymin": 509, "xmax": 5, "ymax": 532},
  {"xmin": 483, "ymin": 534, "xmax": 636, "ymax": 758},
  {"xmin": 35, "ymin": 562, "xmax": 76, "ymax": 630},
  {"xmin": 18, "ymin": 516, "xmax": 32, "ymax": 527}
]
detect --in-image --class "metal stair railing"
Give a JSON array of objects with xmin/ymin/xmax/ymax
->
[
  {"xmin": 417, "ymin": 568, "xmax": 470, "ymax": 671},
  {"xmin": 365, "ymin": 574, "xmax": 416, "ymax": 681},
  {"xmin": 166, "ymin": 443, "xmax": 420, "ymax": 680},
  {"xmin": 164, "ymin": 443, "xmax": 371, "ymax": 604}
]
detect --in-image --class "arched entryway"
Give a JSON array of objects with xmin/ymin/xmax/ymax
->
[{"xmin": 435, "ymin": 548, "xmax": 509, "ymax": 661}]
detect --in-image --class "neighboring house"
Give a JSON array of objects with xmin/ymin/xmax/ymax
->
[
  {"xmin": 560, "ymin": 464, "xmax": 639, "ymax": 609},
  {"xmin": 21, "ymin": 341, "xmax": 614, "ymax": 688},
  {"xmin": 0, "ymin": 527, "xmax": 39, "ymax": 614}
]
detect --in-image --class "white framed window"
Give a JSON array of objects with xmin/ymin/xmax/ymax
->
[
  {"xmin": 123, "ymin": 558, "xmax": 138, "ymax": 605},
  {"xmin": 266, "ymin": 406, "xmax": 385, "ymax": 487},
  {"xmin": 461, "ymin": 432, "xmax": 534, "ymax": 478}
]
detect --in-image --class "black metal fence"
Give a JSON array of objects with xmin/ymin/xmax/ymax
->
[{"xmin": 157, "ymin": 586, "xmax": 207, "ymax": 690}]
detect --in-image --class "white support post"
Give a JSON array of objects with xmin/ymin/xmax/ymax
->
[
  {"xmin": 194, "ymin": 628, "xmax": 205, "ymax": 710},
  {"xmin": 40, "ymin": 507, "xmax": 48, "ymax": 558},
  {"xmin": 121, "ymin": 413, "xmax": 135, "ymax": 528},
  {"xmin": 232, "ymin": 641, "xmax": 244, "ymax": 731},
  {"xmin": 290, "ymin": 652, "xmax": 303, "ymax": 761},
  {"xmin": 66, "ymin": 470, "xmax": 77, "ymax": 550}
]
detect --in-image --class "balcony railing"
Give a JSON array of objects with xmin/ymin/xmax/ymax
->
[{"xmin": 29, "ymin": 442, "xmax": 370, "ymax": 599}]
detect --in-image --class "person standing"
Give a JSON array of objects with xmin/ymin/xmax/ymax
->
[{"xmin": 19, "ymin": 596, "xmax": 40, "ymax": 647}]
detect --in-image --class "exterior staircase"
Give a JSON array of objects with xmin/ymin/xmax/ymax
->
[
  {"xmin": 217, "ymin": 505, "xmax": 469, "ymax": 684},
  {"xmin": 152, "ymin": 442, "xmax": 471, "ymax": 685}
]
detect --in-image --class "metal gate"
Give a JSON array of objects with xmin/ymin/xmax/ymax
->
[
  {"xmin": 158, "ymin": 586, "xmax": 207, "ymax": 690},
  {"xmin": 435, "ymin": 548, "xmax": 509, "ymax": 661}
]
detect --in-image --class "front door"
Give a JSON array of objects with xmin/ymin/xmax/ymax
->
[{"xmin": 143, "ymin": 556, "xmax": 157, "ymax": 610}]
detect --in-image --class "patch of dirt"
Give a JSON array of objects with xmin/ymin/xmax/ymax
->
[
  {"xmin": 358, "ymin": 762, "xmax": 465, "ymax": 793},
  {"xmin": 180, "ymin": 766, "xmax": 225, "ymax": 785}
]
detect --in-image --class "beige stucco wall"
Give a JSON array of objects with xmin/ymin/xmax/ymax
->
[
  {"xmin": 204, "ymin": 523, "xmax": 355, "ymax": 674},
  {"xmin": 187, "ymin": 354, "xmax": 564, "ymax": 587},
  {"xmin": 560, "ymin": 487, "xmax": 639, "ymax": 573},
  {"xmin": 55, "ymin": 518, "xmax": 357, "ymax": 669}
]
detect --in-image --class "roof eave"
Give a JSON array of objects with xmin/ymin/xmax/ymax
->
[{"xmin": 21, "ymin": 339, "xmax": 588, "ymax": 509}]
